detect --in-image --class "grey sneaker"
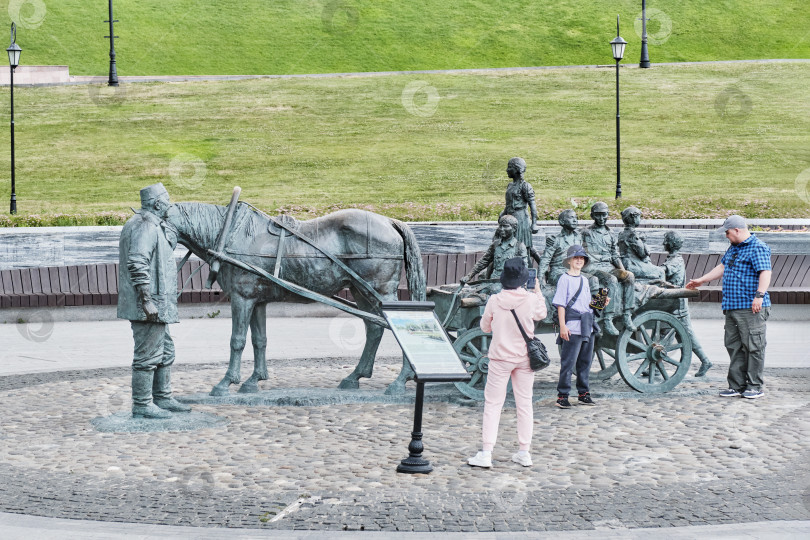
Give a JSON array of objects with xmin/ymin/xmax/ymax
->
[
  {"xmin": 742, "ymin": 389, "xmax": 764, "ymax": 399},
  {"xmin": 718, "ymin": 388, "xmax": 741, "ymax": 397}
]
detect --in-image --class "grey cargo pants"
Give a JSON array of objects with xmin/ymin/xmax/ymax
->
[{"xmin": 723, "ymin": 307, "xmax": 769, "ymax": 392}]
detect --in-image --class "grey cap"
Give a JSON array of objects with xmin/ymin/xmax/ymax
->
[
  {"xmin": 140, "ymin": 183, "xmax": 169, "ymax": 207},
  {"xmin": 591, "ymin": 201, "xmax": 609, "ymax": 213},
  {"xmin": 720, "ymin": 215, "xmax": 747, "ymax": 231}
]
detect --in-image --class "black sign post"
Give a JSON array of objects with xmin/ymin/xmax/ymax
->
[
  {"xmin": 382, "ymin": 302, "xmax": 471, "ymax": 474},
  {"xmin": 397, "ymin": 380, "xmax": 432, "ymax": 474}
]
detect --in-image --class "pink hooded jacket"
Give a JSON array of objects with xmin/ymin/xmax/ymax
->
[{"xmin": 480, "ymin": 288, "xmax": 547, "ymax": 362}]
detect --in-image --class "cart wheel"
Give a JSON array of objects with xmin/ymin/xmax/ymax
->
[
  {"xmin": 592, "ymin": 335, "xmax": 620, "ymax": 380},
  {"xmin": 615, "ymin": 310, "xmax": 692, "ymax": 393},
  {"xmin": 452, "ymin": 328, "xmax": 511, "ymax": 401}
]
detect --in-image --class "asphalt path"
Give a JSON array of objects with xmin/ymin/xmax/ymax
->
[
  {"xmin": 20, "ymin": 58, "xmax": 810, "ymax": 87},
  {"xmin": 1, "ymin": 316, "xmax": 807, "ymax": 377}
]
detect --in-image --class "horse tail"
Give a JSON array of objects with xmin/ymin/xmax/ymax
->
[{"xmin": 391, "ymin": 219, "xmax": 426, "ymax": 301}]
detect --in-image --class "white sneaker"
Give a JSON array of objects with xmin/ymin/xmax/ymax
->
[
  {"xmin": 511, "ymin": 452, "xmax": 532, "ymax": 467},
  {"xmin": 468, "ymin": 451, "xmax": 492, "ymax": 468}
]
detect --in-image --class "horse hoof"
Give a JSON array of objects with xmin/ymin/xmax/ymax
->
[
  {"xmin": 338, "ymin": 378, "xmax": 359, "ymax": 390},
  {"xmin": 238, "ymin": 382, "xmax": 259, "ymax": 394},
  {"xmin": 384, "ymin": 382, "xmax": 406, "ymax": 396},
  {"xmin": 209, "ymin": 386, "xmax": 230, "ymax": 397}
]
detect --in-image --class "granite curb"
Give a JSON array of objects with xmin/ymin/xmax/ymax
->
[{"xmin": 0, "ymin": 513, "xmax": 808, "ymax": 539}]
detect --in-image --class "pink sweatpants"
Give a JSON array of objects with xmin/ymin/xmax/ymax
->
[{"xmin": 481, "ymin": 358, "xmax": 534, "ymax": 452}]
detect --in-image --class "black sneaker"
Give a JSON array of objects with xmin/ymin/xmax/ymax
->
[
  {"xmin": 556, "ymin": 397, "xmax": 572, "ymax": 409},
  {"xmin": 578, "ymin": 393, "xmax": 596, "ymax": 405}
]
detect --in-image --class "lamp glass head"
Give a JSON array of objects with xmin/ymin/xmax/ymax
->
[
  {"xmin": 610, "ymin": 36, "xmax": 627, "ymax": 61},
  {"xmin": 6, "ymin": 42, "xmax": 20, "ymax": 68}
]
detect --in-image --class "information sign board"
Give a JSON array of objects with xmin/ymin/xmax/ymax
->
[{"xmin": 382, "ymin": 302, "xmax": 470, "ymax": 383}]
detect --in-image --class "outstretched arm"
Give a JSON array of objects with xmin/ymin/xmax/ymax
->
[
  {"xmin": 686, "ymin": 264, "xmax": 725, "ymax": 289},
  {"xmin": 461, "ymin": 244, "xmax": 495, "ymax": 284}
]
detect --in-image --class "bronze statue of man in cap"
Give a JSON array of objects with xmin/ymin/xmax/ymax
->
[{"xmin": 118, "ymin": 182, "xmax": 191, "ymax": 419}]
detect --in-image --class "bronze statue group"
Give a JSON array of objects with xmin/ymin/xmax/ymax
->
[
  {"xmin": 117, "ymin": 160, "xmax": 772, "ymax": 473},
  {"xmin": 465, "ymin": 158, "xmax": 771, "ymax": 468}
]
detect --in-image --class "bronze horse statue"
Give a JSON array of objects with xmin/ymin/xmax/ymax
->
[{"xmin": 165, "ymin": 202, "xmax": 426, "ymax": 396}]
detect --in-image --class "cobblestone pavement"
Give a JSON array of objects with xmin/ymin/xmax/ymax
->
[{"xmin": 0, "ymin": 358, "xmax": 808, "ymax": 532}]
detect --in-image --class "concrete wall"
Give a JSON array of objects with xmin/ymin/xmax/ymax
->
[{"xmin": 2, "ymin": 220, "xmax": 809, "ymax": 270}]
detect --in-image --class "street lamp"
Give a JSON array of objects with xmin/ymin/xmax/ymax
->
[
  {"xmin": 610, "ymin": 16, "xmax": 627, "ymax": 199},
  {"xmin": 105, "ymin": 0, "xmax": 119, "ymax": 86},
  {"xmin": 639, "ymin": 0, "xmax": 650, "ymax": 68},
  {"xmin": 7, "ymin": 23, "xmax": 20, "ymax": 215}
]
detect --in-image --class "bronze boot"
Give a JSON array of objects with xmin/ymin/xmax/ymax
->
[
  {"xmin": 132, "ymin": 369, "xmax": 172, "ymax": 419},
  {"xmin": 153, "ymin": 366, "xmax": 191, "ymax": 413}
]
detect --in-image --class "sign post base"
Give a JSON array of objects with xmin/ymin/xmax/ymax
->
[{"xmin": 396, "ymin": 381, "xmax": 433, "ymax": 474}]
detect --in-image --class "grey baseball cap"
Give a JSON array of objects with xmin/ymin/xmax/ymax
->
[{"xmin": 720, "ymin": 215, "xmax": 747, "ymax": 231}]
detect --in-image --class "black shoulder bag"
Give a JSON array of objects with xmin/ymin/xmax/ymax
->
[{"xmin": 510, "ymin": 309, "xmax": 550, "ymax": 371}]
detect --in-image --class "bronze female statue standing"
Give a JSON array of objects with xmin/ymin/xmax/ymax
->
[{"xmin": 500, "ymin": 157, "xmax": 539, "ymax": 254}]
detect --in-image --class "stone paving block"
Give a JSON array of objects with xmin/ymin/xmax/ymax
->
[{"xmin": 0, "ymin": 362, "xmax": 808, "ymax": 531}]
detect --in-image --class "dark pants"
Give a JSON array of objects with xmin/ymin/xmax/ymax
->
[
  {"xmin": 557, "ymin": 334, "xmax": 595, "ymax": 397},
  {"xmin": 724, "ymin": 308, "xmax": 769, "ymax": 392},
  {"xmin": 130, "ymin": 321, "xmax": 175, "ymax": 371}
]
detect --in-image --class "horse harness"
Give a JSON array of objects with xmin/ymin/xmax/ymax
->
[{"xmin": 174, "ymin": 202, "xmax": 387, "ymax": 307}]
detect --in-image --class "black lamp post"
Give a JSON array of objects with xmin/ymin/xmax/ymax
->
[
  {"xmin": 105, "ymin": 0, "xmax": 119, "ymax": 86},
  {"xmin": 610, "ymin": 16, "xmax": 627, "ymax": 200},
  {"xmin": 7, "ymin": 23, "xmax": 20, "ymax": 215},
  {"xmin": 639, "ymin": 0, "xmax": 650, "ymax": 68}
]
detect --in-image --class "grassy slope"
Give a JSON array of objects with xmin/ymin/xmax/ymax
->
[
  {"xmin": 3, "ymin": 62, "xmax": 809, "ymax": 223},
  {"xmin": 4, "ymin": 1, "xmax": 809, "ymax": 76}
]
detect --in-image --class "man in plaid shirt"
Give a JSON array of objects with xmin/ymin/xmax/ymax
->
[{"xmin": 687, "ymin": 215, "xmax": 772, "ymax": 399}]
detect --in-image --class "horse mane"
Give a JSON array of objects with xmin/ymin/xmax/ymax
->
[{"xmin": 174, "ymin": 202, "xmax": 262, "ymax": 250}]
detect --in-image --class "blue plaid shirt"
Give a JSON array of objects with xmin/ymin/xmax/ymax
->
[{"xmin": 720, "ymin": 234, "xmax": 771, "ymax": 310}]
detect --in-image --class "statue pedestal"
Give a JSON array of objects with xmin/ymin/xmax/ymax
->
[{"xmin": 90, "ymin": 411, "xmax": 228, "ymax": 433}]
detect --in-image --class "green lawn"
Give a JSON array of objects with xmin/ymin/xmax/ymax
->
[
  {"xmin": 2, "ymin": 61, "xmax": 809, "ymax": 225},
  {"xmin": 6, "ymin": 0, "xmax": 810, "ymax": 76}
]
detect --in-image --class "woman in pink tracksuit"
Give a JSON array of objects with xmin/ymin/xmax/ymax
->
[{"xmin": 468, "ymin": 257, "xmax": 547, "ymax": 468}]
